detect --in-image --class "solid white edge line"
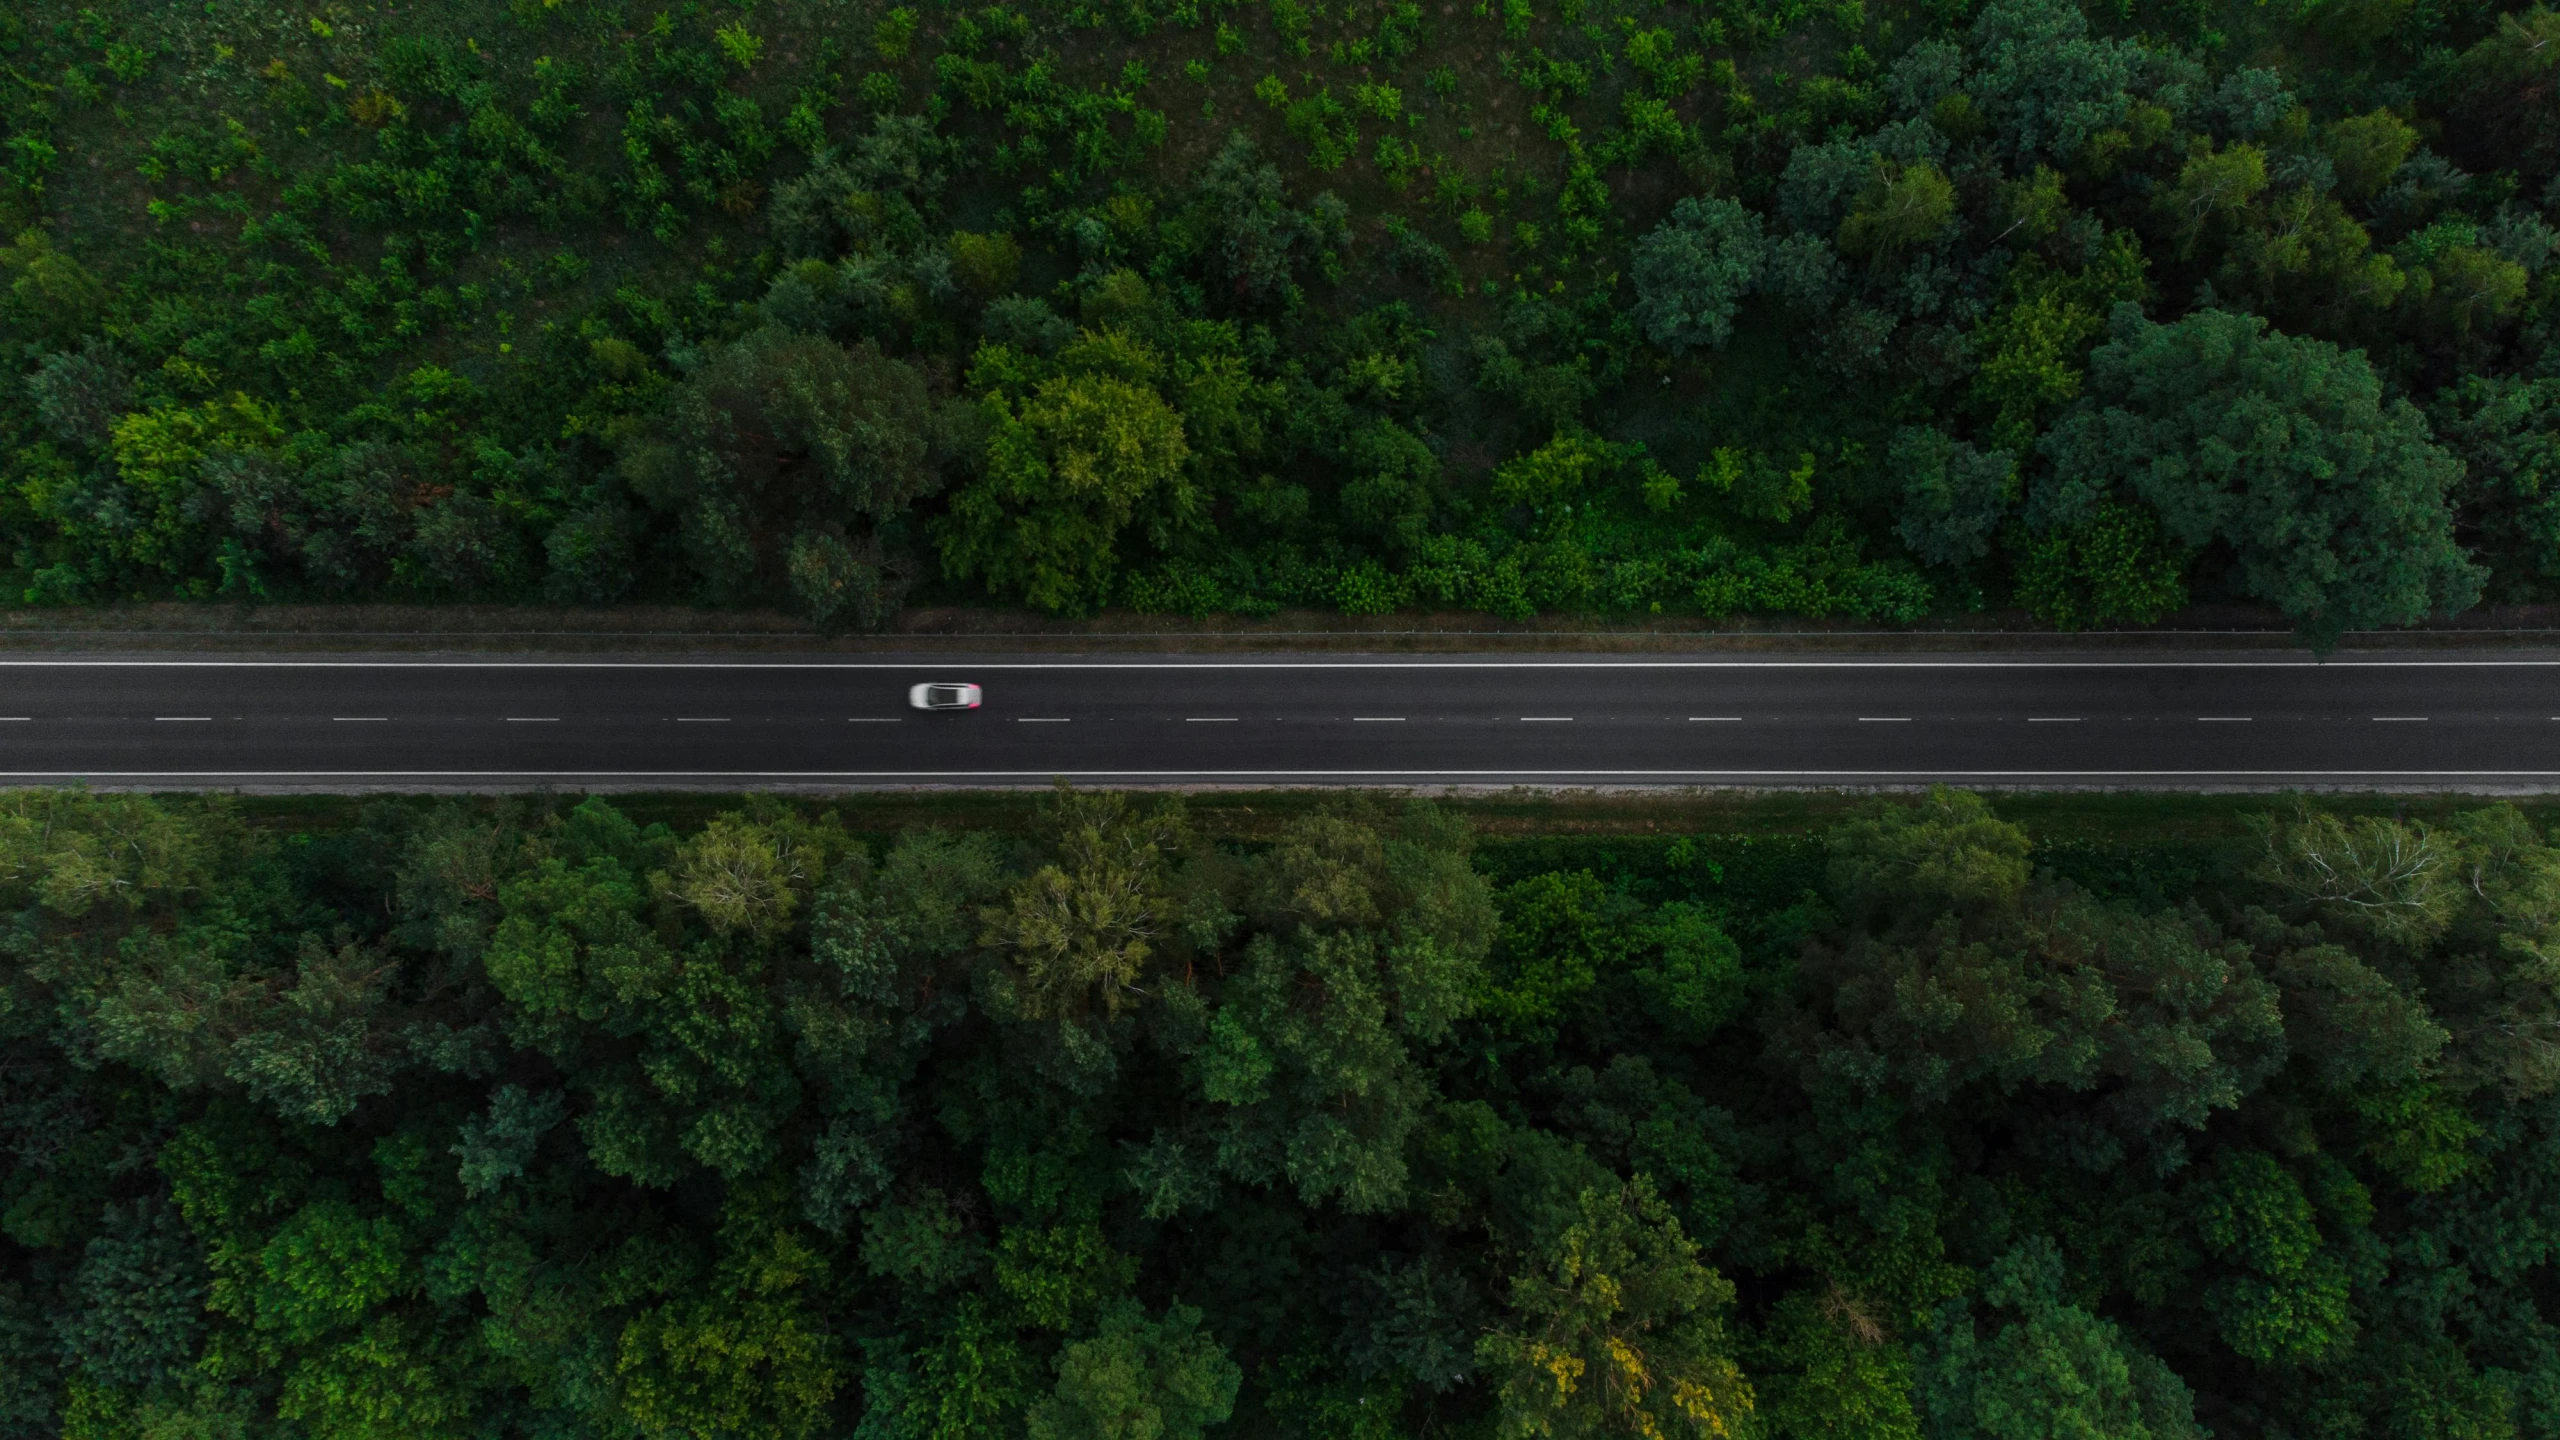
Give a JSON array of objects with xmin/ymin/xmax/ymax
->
[
  {"xmin": 11, "ymin": 658, "xmax": 2560, "ymax": 670},
  {"xmin": 9, "ymin": 768, "xmax": 2560, "ymax": 778}
]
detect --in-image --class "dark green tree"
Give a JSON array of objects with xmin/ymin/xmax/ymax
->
[
  {"xmin": 1630, "ymin": 197, "xmax": 1769, "ymax": 353},
  {"xmin": 2036, "ymin": 308, "xmax": 2480, "ymax": 643},
  {"xmin": 1890, "ymin": 427, "xmax": 2016, "ymax": 569},
  {"xmin": 1025, "ymin": 1300, "xmax": 1241, "ymax": 1440},
  {"xmin": 1915, "ymin": 1238, "xmax": 2203, "ymax": 1440},
  {"xmin": 619, "ymin": 327, "xmax": 947, "ymax": 626}
]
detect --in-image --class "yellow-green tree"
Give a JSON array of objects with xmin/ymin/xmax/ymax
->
[
  {"xmin": 940, "ymin": 331, "xmax": 1194, "ymax": 614},
  {"xmin": 1478, "ymin": 1178, "xmax": 1754, "ymax": 1439}
]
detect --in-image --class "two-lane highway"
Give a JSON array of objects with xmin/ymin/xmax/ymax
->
[{"xmin": 0, "ymin": 652, "xmax": 2555, "ymax": 788}]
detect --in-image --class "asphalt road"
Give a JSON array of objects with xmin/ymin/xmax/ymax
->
[{"xmin": 0, "ymin": 652, "xmax": 2557, "ymax": 789}]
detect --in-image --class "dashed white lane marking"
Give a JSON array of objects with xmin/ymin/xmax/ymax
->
[
  {"xmin": 155, "ymin": 716, "xmax": 211, "ymax": 722},
  {"xmin": 23, "ymin": 658, "xmax": 2560, "ymax": 670},
  {"xmin": 2028, "ymin": 716, "xmax": 2081, "ymax": 722},
  {"xmin": 0, "ymin": 717, "xmax": 29, "ymax": 722},
  {"xmin": 1521, "ymin": 716, "xmax": 1574, "ymax": 722},
  {"xmin": 1017, "ymin": 717, "xmax": 1070, "ymax": 723},
  {"xmin": 1859, "ymin": 717, "xmax": 1911, "ymax": 722},
  {"xmin": 1353, "ymin": 716, "xmax": 1405, "ymax": 722},
  {"xmin": 675, "ymin": 717, "xmax": 729, "ymax": 722},
  {"xmin": 2372, "ymin": 716, "xmax": 2428, "ymax": 722},
  {"xmin": 847, "ymin": 717, "xmax": 902, "ymax": 723},
  {"xmin": 2198, "ymin": 716, "xmax": 2252, "ymax": 722},
  {"xmin": 1185, "ymin": 717, "xmax": 1238, "ymax": 722},
  {"xmin": 333, "ymin": 717, "xmax": 388, "ymax": 722},
  {"xmin": 1689, "ymin": 716, "xmax": 1741, "ymax": 722},
  {"xmin": 505, "ymin": 717, "xmax": 558, "ymax": 722},
  {"xmin": 25, "ymin": 767, "xmax": 2560, "ymax": 779}
]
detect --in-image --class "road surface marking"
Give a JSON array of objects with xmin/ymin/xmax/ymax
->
[
  {"xmin": 23, "ymin": 767, "xmax": 2560, "ymax": 780},
  {"xmin": 22, "ymin": 658, "xmax": 2560, "ymax": 670},
  {"xmin": 2199, "ymin": 716, "xmax": 2252, "ymax": 722},
  {"xmin": 333, "ymin": 717, "xmax": 388, "ymax": 722},
  {"xmin": 154, "ymin": 716, "xmax": 210, "ymax": 722},
  {"xmin": 1859, "ymin": 717, "xmax": 1911, "ymax": 722},
  {"xmin": 1017, "ymin": 717, "xmax": 1070, "ymax": 723},
  {"xmin": 2028, "ymin": 717, "xmax": 2081, "ymax": 722},
  {"xmin": 505, "ymin": 717, "xmax": 558, "ymax": 722},
  {"xmin": 2372, "ymin": 716, "xmax": 2428, "ymax": 722},
  {"xmin": 675, "ymin": 717, "xmax": 729, "ymax": 722},
  {"xmin": 847, "ymin": 717, "xmax": 901, "ymax": 723},
  {"xmin": 1354, "ymin": 716, "xmax": 1405, "ymax": 722},
  {"xmin": 1521, "ymin": 716, "xmax": 1574, "ymax": 722},
  {"xmin": 1185, "ymin": 717, "xmax": 1238, "ymax": 722},
  {"xmin": 1689, "ymin": 716, "xmax": 1741, "ymax": 722},
  {"xmin": 0, "ymin": 717, "xmax": 29, "ymax": 722}
]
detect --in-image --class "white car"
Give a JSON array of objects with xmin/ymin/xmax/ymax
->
[{"xmin": 908, "ymin": 682, "xmax": 983, "ymax": 711}]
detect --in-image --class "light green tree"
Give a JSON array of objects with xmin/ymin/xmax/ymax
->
[
  {"xmin": 982, "ymin": 791, "xmax": 1185, "ymax": 1022},
  {"xmin": 2322, "ymin": 110, "xmax": 2417, "ymax": 201},
  {"xmin": 1968, "ymin": 235, "xmax": 2148, "ymax": 451},
  {"xmin": 2160, "ymin": 144, "xmax": 2267, "ymax": 255},
  {"xmin": 1838, "ymin": 162, "xmax": 1957, "ymax": 266},
  {"xmin": 1751, "ymin": 1287, "xmax": 1922, "ymax": 1440},
  {"xmin": 940, "ymin": 333, "xmax": 1194, "ymax": 614},
  {"xmin": 618, "ymin": 1187, "xmax": 843, "ymax": 1440},
  {"xmin": 1025, "ymin": 1301, "xmax": 1241, "ymax": 1440},
  {"xmin": 2412, "ymin": 246, "xmax": 2529, "ymax": 340},
  {"xmin": 2012, "ymin": 498, "xmax": 2188, "ymax": 629},
  {"xmin": 2190, "ymin": 1152, "xmax": 2357, "ymax": 1365}
]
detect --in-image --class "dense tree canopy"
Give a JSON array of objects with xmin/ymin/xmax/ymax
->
[
  {"xmin": 3, "ymin": 0, "xmax": 2555, "ymax": 637},
  {"xmin": 616, "ymin": 327, "xmax": 953, "ymax": 624},
  {"xmin": 6, "ymin": 785, "xmax": 2560, "ymax": 1435},
  {"xmin": 2036, "ymin": 308, "xmax": 2482, "ymax": 643}
]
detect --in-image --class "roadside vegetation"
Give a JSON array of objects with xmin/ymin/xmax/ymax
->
[
  {"xmin": 4, "ymin": 784, "xmax": 2558, "ymax": 1436},
  {"xmin": 1, "ymin": 0, "xmax": 2557, "ymax": 639}
]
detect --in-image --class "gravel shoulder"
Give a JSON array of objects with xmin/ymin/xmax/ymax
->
[{"xmin": 10, "ymin": 601, "xmax": 2560, "ymax": 652}]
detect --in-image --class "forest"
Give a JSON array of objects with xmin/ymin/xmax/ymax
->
[
  {"xmin": 1, "ymin": 785, "xmax": 2557, "ymax": 1437},
  {"xmin": 0, "ymin": 0, "xmax": 2556, "ymax": 637}
]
